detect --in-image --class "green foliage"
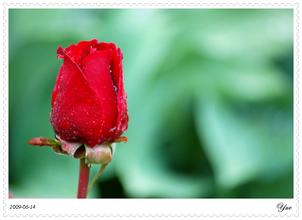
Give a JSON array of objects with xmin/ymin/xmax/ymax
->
[{"xmin": 9, "ymin": 9, "xmax": 293, "ymax": 198}]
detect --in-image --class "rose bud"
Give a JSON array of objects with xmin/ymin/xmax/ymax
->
[{"xmin": 50, "ymin": 39, "xmax": 128, "ymax": 159}]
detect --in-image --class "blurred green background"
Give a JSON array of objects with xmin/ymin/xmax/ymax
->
[{"xmin": 9, "ymin": 9, "xmax": 293, "ymax": 198}]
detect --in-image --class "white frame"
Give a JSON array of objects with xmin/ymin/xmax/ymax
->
[{"xmin": 0, "ymin": 1, "xmax": 300, "ymax": 219}]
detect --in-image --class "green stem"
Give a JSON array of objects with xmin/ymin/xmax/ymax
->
[
  {"xmin": 77, "ymin": 158, "xmax": 90, "ymax": 198},
  {"xmin": 88, "ymin": 164, "xmax": 108, "ymax": 192}
]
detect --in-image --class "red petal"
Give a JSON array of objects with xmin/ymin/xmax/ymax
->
[
  {"xmin": 51, "ymin": 66, "xmax": 62, "ymax": 108},
  {"xmin": 58, "ymin": 39, "xmax": 98, "ymax": 65},
  {"xmin": 50, "ymin": 53, "xmax": 103, "ymax": 146},
  {"xmin": 82, "ymin": 50, "xmax": 118, "ymax": 143},
  {"xmin": 110, "ymin": 46, "xmax": 128, "ymax": 138},
  {"xmin": 95, "ymin": 42, "xmax": 128, "ymax": 139},
  {"xmin": 51, "ymin": 40, "xmax": 128, "ymax": 146}
]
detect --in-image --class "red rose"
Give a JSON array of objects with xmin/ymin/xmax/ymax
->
[{"xmin": 50, "ymin": 39, "xmax": 128, "ymax": 147}]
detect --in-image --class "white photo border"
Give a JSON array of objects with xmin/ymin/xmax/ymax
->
[{"xmin": 1, "ymin": 1, "xmax": 300, "ymax": 219}]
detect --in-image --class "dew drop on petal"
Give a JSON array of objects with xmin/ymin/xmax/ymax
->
[{"xmin": 113, "ymin": 85, "xmax": 118, "ymax": 93}]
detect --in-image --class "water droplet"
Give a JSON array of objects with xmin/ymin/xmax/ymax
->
[{"xmin": 113, "ymin": 85, "xmax": 117, "ymax": 93}]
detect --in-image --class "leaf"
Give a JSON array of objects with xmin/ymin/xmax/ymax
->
[{"xmin": 195, "ymin": 94, "xmax": 293, "ymax": 190}]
